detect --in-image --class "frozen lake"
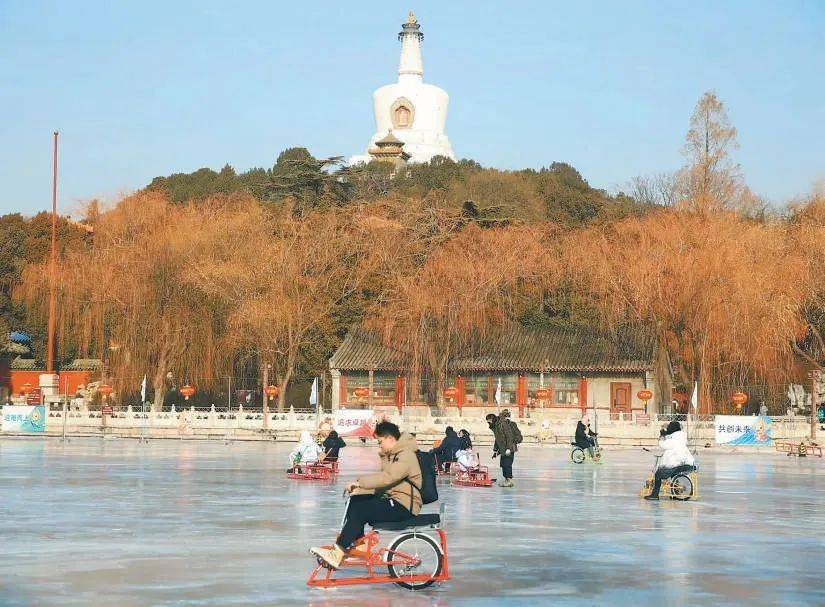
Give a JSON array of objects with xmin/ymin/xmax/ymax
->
[{"xmin": 1, "ymin": 437, "xmax": 823, "ymax": 606}]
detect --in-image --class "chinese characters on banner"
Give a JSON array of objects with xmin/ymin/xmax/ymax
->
[
  {"xmin": 714, "ymin": 415, "xmax": 772, "ymax": 446},
  {"xmin": 2, "ymin": 405, "xmax": 46, "ymax": 433},
  {"xmin": 333, "ymin": 409, "xmax": 377, "ymax": 438}
]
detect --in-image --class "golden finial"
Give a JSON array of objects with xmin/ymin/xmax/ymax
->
[{"xmin": 407, "ymin": 10, "xmax": 417, "ymax": 25}]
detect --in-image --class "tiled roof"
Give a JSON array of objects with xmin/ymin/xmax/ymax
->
[
  {"xmin": 9, "ymin": 358, "xmax": 103, "ymax": 371},
  {"xmin": 329, "ymin": 328, "xmax": 409, "ymax": 371},
  {"xmin": 62, "ymin": 359, "xmax": 103, "ymax": 371},
  {"xmin": 10, "ymin": 358, "xmax": 38, "ymax": 370},
  {"xmin": 449, "ymin": 326, "xmax": 656, "ymax": 372},
  {"xmin": 2, "ymin": 341, "xmax": 29, "ymax": 355},
  {"xmin": 330, "ymin": 325, "xmax": 657, "ymax": 373}
]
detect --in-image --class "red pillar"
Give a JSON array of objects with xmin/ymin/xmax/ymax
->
[
  {"xmin": 340, "ymin": 374, "xmax": 347, "ymax": 408},
  {"xmin": 456, "ymin": 375, "xmax": 465, "ymax": 415},
  {"xmin": 517, "ymin": 374, "xmax": 526, "ymax": 418},
  {"xmin": 578, "ymin": 376, "xmax": 588, "ymax": 415},
  {"xmin": 395, "ymin": 375, "xmax": 405, "ymax": 414}
]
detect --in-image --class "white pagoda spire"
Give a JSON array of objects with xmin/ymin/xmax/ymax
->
[
  {"xmin": 351, "ymin": 11, "xmax": 455, "ymax": 165},
  {"xmin": 398, "ymin": 11, "xmax": 424, "ymax": 83}
]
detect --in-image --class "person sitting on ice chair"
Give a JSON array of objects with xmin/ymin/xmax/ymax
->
[
  {"xmin": 310, "ymin": 421, "xmax": 423, "ymax": 569},
  {"xmin": 644, "ymin": 421, "xmax": 696, "ymax": 500}
]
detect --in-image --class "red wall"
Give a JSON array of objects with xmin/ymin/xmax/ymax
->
[{"xmin": 8, "ymin": 370, "xmax": 96, "ymax": 397}]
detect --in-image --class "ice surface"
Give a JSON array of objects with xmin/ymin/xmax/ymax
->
[{"xmin": 1, "ymin": 437, "xmax": 824, "ymax": 606}]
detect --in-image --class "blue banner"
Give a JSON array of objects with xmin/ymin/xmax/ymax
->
[{"xmin": 2, "ymin": 405, "xmax": 46, "ymax": 433}]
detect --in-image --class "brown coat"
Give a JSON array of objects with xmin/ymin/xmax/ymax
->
[{"xmin": 355, "ymin": 433, "xmax": 422, "ymax": 515}]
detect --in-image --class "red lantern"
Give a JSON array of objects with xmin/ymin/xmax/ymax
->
[
  {"xmin": 731, "ymin": 391, "xmax": 748, "ymax": 407},
  {"xmin": 637, "ymin": 389, "xmax": 653, "ymax": 401},
  {"xmin": 443, "ymin": 387, "xmax": 458, "ymax": 400},
  {"xmin": 353, "ymin": 387, "xmax": 370, "ymax": 398},
  {"xmin": 98, "ymin": 384, "xmax": 113, "ymax": 397},
  {"xmin": 180, "ymin": 384, "xmax": 196, "ymax": 400},
  {"xmin": 264, "ymin": 385, "xmax": 280, "ymax": 400},
  {"xmin": 20, "ymin": 382, "xmax": 34, "ymax": 395},
  {"xmin": 535, "ymin": 389, "xmax": 550, "ymax": 400}
]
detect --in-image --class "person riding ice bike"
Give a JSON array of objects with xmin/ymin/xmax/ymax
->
[
  {"xmin": 574, "ymin": 415, "xmax": 599, "ymax": 460},
  {"xmin": 289, "ymin": 430, "xmax": 324, "ymax": 472},
  {"xmin": 322, "ymin": 430, "xmax": 346, "ymax": 462},
  {"xmin": 310, "ymin": 421, "xmax": 424, "ymax": 569},
  {"xmin": 644, "ymin": 420, "xmax": 696, "ymax": 501},
  {"xmin": 431, "ymin": 426, "xmax": 460, "ymax": 472}
]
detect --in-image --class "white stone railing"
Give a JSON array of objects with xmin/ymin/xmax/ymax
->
[{"xmin": 42, "ymin": 404, "xmax": 319, "ymax": 436}]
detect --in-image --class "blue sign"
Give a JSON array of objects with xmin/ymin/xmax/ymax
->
[{"xmin": 2, "ymin": 405, "xmax": 46, "ymax": 433}]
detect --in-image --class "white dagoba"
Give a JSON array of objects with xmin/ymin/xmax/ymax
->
[{"xmin": 353, "ymin": 12, "xmax": 455, "ymax": 165}]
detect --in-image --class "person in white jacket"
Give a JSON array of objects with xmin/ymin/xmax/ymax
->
[
  {"xmin": 290, "ymin": 430, "xmax": 323, "ymax": 471},
  {"xmin": 645, "ymin": 421, "xmax": 696, "ymax": 500}
]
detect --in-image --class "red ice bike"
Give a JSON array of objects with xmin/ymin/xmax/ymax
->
[
  {"xmin": 308, "ymin": 499, "xmax": 451, "ymax": 590},
  {"xmin": 287, "ymin": 452, "xmax": 341, "ymax": 481},
  {"xmin": 451, "ymin": 453, "xmax": 495, "ymax": 487}
]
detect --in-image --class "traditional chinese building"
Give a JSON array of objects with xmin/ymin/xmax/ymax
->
[
  {"xmin": 367, "ymin": 130, "xmax": 411, "ymax": 170},
  {"xmin": 329, "ymin": 325, "xmax": 673, "ymax": 418}
]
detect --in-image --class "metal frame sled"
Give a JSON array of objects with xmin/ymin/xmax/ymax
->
[
  {"xmin": 775, "ymin": 441, "xmax": 822, "ymax": 458},
  {"xmin": 315, "ymin": 459, "xmax": 340, "ymax": 474},
  {"xmin": 307, "ymin": 513, "xmax": 451, "ymax": 590},
  {"xmin": 287, "ymin": 464, "xmax": 332, "ymax": 481},
  {"xmin": 434, "ymin": 456, "xmax": 455, "ymax": 477},
  {"xmin": 451, "ymin": 462, "xmax": 494, "ymax": 487}
]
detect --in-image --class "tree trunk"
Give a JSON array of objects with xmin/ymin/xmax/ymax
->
[
  {"xmin": 152, "ymin": 343, "xmax": 168, "ymax": 412},
  {"xmin": 277, "ymin": 350, "xmax": 297, "ymax": 411}
]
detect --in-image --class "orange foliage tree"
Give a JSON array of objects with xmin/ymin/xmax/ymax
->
[
  {"xmin": 371, "ymin": 224, "xmax": 549, "ymax": 406},
  {"xmin": 186, "ymin": 203, "xmax": 406, "ymax": 410},
  {"xmin": 19, "ymin": 191, "xmax": 251, "ymax": 410},
  {"xmin": 562, "ymin": 208, "xmax": 810, "ymax": 411}
]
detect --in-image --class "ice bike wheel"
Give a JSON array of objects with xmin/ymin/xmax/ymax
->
[
  {"xmin": 571, "ymin": 448, "xmax": 585, "ymax": 464},
  {"xmin": 386, "ymin": 532, "xmax": 443, "ymax": 590},
  {"xmin": 670, "ymin": 474, "xmax": 693, "ymax": 500}
]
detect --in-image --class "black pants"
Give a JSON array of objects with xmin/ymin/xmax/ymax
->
[
  {"xmin": 500, "ymin": 453, "xmax": 515, "ymax": 479},
  {"xmin": 337, "ymin": 494, "xmax": 410, "ymax": 550},
  {"xmin": 652, "ymin": 464, "xmax": 694, "ymax": 497}
]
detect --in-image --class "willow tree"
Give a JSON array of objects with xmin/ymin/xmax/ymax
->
[
  {"xmin": 788, "ymin": 193, "xmax": 825, "ymax": 368},
  {"xmin": 19, "ymin": 191, "xmax": 244, "ymax": 409},
  {"xmin": 372, "ymin": 224, "xmax": 548, "ymax": 406},
  {"xmin": 187, "ymin": 204, "xmax": 401, "ymax": 410},
  {"xmin": 563, "ymin": 208, "xmax": 809, "ymax": 410}
]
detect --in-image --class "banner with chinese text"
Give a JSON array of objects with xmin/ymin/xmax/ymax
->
[
  {"xmin": 715, "ymin": 415, "xmax": 772, "ymax": 445},
  {"xmin": 333, "ymin": 409, "xmax": 376, "ymax": 438},
  {"xmin": 2, "ymin": 405, "xmax": 46, "ymax": 433}
]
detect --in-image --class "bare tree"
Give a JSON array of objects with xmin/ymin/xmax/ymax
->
[
  {"xmin": 626, "ymin": 172, "xmax": 682, "ymax": 207},
  {"xmin": 371, "ymin": 224, "xmax": 548, "ymax": 406},
  {"xmin": 680, "ymin": 90, "xmax": 742, "ymax": 209},
  {"xmin": 18, "ymin": 191, "xmax": 241, "ymax": 410}
]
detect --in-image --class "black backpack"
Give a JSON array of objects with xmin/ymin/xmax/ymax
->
[{"xmin": 407, "ymin": 450, "xmax": 439, "ymax": 505}]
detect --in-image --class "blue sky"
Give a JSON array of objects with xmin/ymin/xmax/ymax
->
[{"xmin": 1, "ymin": 0, "xmax": 823, "ymax": 216}]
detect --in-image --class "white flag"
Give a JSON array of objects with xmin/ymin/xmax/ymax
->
[
  {"xmin": 309, "ymin": 377, "xmax": 318, "ymax": 407},
  {"xmin": 691, "ymin": 381, "xmax": 698, "ymax": 411},
  {"xmin": 494, "ymin": 378, "xmax": 502, "ymax": 405},
  {"xmin": 140, "ymin": 375, "xmax": 147, "ymax": 403}
]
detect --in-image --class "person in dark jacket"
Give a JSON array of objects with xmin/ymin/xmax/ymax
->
[
  {"xmin": 322, "ymin": 430, "xmax": 346, "ymax": 462},
  {"xmin": 432, "ymin": 426, "xmax": 461, "ymax": 471},
  {"xmin": 575, "ymin": 415, "xmax": 598, "ymax": 459},
  {"xmin": 486, "ymin": 410, "xmax": 522, "ymax": 487},
  {"xmin": 458, "ymin": 429, "xmax": 472, "ymax": 451}
]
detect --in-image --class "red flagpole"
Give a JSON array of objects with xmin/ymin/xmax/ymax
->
[{"xmin": 47, "ymin": 132, "xmax": 58, "ymax": 373}]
